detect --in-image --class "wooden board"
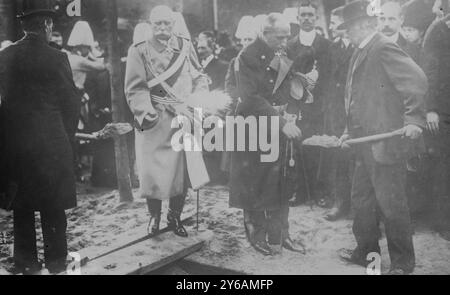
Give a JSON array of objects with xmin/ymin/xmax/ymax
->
[
  {"xmin": 76, "ymin": 215, "xmax": 194, "ymax": 266},
  {"xmin": 76, "ymin": 231, "xmax": 209, "ymax": 275}
]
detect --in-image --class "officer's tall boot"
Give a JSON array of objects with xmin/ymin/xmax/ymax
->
[
  {"xmin": 167, "ymin": 195, "xmax": 188, "ymax": 237},
  {"xmin": 147, "ymin": 199, "xmax": 162, "ymax": 236}
]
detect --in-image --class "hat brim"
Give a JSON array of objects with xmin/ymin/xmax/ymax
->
[
  {"xmin": 337, "ymin": 15, "xmax": 371, "ymax": 30},
  {"xmin": 17, "ymin": 9, "xmax": 57, "ymax": 19}
]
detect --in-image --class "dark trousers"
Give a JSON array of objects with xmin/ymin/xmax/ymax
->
[
  {"xmin": 318, "ymin": 148, "xmax": 352, "ymax": 211},
  {"xmin": 267, "ymin": 204, "xmax": 290, "ymax": 245},
  {"xmin": 244, "ymin": 203, "xmax": 290, "ymax": 246},
  {"xmin": 146, "ymin": 195, "xmax": 186, "ymax": 216},
  {"xmin": 423, "ymin": 123, "xmax": 450, "ymax": 230},
  {"xmin": 244, "ymin": 210, "xmax": 267, "ymax": 244},
  {"xmin": 13, "ymin": 209, "xmax": 67, "ymax": 269},
  {"xmin": 351, "ymin": 145, "xmax": 415, "ymax": 272}
]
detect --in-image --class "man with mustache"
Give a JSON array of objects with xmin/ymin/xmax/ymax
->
[
  {"xmin": 287, "ymin": 1, "xmax": 332, "ymax": 207},
  {"xmin": 229, "ymin": 13, "xmax": 304, "ymax": 256},
  {"xmin": 125, "ymin": 5, "xmax": 209, "ymax": 238},
  {"xmin": 377, "ymin": 1, "xmax": 423, "ymax": 65},
  {"xmin": 337, "ymin": 0, "xmax": 427, "ymax": 275}
]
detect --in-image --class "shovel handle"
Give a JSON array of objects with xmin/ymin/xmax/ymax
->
[{"xmin": 343, "ymin": 129, "xmax": 404, "ymax": 146}]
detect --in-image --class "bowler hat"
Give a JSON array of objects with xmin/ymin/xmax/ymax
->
[
  {"xmin": 17, "ymin": 0, "xmax": 57, "ymax": 19},
  {"xmin": 337, "ymin": 0, "xmax": 375, "ymax": 30}
]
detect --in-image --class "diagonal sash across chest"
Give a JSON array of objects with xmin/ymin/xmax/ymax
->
[{"xmin": 137, "ymin": 37, "xmax": 191, "ymax": 105}]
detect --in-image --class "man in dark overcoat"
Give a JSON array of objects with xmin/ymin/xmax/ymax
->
[
  {"xmin": 422, "ymin": 8, "xmax": 450, "ymax": 241},
  {"xmin": 321, "ymin": 6, "xmax": 355, "ymax": 221},
  {"xmin": 0, "ymin": 0, "xmax": 79, "ymax": 274},
  {"xmin": 287, "ymin": 1, "xmax": 332, "ymax": 205},
  {"xmin": 337, "ymin": 1, "xmax": 427, "ymax": 275},
  {"xmin": 229, "ymin": 13, "xmax": 304, "ymax": 256}
]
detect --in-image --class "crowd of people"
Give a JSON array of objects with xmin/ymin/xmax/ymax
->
[{"xmin": 0, "ymin": 0, "xmax": 449, "ymax": 275}]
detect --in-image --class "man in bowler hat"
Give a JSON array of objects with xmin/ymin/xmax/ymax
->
[
  {"xmin": 0, "ymin": 0, "xmax": 79, "ymax": 274},
  {"xmin": 337, "ymin": 1, "xmax": 427, "ymax": 275}
]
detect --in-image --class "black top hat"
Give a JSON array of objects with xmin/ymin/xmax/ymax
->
[
  {"xmin": 337, "ymin": 0, "xmax": 375, "ymax": 30},
  {"xmin": 17, "ymin": 0, "xmax": 57, "ymax": 19}
]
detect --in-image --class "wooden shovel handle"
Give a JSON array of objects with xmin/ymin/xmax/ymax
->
[{"xmin": 344, "ymin": 129, "xmax": 404, "ymax": 146}]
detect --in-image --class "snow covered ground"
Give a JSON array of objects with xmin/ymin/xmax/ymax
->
[{"xmin": 0, "ymin": 185, "xmax": 449, "ymax": 275}]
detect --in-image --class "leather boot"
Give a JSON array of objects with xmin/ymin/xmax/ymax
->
[
  {"xmin": 146, "ymin": 199, "xmax": 162, "ymax": 237},
  {"xmin": 282, "ymin": 237, "xmax": 306, "ymax": 254},
  {"xmin": 167, "ymin": 210, "xmax": 188, "ymax": 238},
  {"xmin": 147, "ymin": 212, "xmax": 161, "ymax": 237}
]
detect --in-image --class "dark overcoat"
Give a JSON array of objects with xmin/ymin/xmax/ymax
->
[
  {"xmin": 346, "ymin": 33, "xmax": 427, "ymax": 164},
  {"xmin": 287, "ymin": 33, "xmax": 332, "ymax": 132},
  {"xmin": 0, "ymin": 34, "xmax": 80, "ymax": 211},
  {"xmin": 396, "ymin": 34, "xmax": 423, "ymax": 67},
  {"xmin": 204, "ymin": 57, "xmax": 228, "ymax": 91},
  {"xmin": 323, "ymin": 39, "xmax": 354, "ymax": 136},
  {"xmin": 423, "ymin": 16, "xmax": 450, "ymax": 117},
  {"xmin": 229, "ymin": 38, "xmax": 294, "ymax": 211}
]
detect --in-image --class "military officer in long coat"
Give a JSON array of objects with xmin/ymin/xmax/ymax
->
[
  {"xmin": 229, "ymin": 13, "xmax": 304, "ymax": 256},
  {"xmin": 125, "ymin": 6, "xmax": 209, "ymax": 238},
  {"xmin": 0, "ymin": 0, "xmax": 80, "ymax": 274}
]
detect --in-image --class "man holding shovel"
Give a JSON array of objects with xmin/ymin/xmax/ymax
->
[{"xmin": 336, "ymin": 1, "xmax": 427, "ymax": 275}]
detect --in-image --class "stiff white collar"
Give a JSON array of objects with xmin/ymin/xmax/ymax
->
[
  {"xmin": 359, "ymin": 32, "xmax": 377, "ymax": 49},
  {"xmin": 299, "ymin": 30, "xmax": 317, "ymax": 46}
]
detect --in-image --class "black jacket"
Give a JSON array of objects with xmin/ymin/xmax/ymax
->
[
  {"xmin": 323, "ymin": 39, "xmax": 355, "ymax": 136},
  {"xmin": 287, "ymin": 33, "xmax": 332, "ymax": 132},
  {"xmin": 423, "ymin": 16, "xmax": 450, "ymax": 116},
  {"xmin": 397, "ymin": 33, "xmax": 423, "ymax": 67},
  {"xmin": 229, "ymin": 38, "xmax": 294, "ymax": 211},
  {"xmin": 0, "ymin": 34, "xmax": 80, "ymax": 211},
  {"xmin": 203, "ymin": 56, "xmax": 228, "ymax": 91}
]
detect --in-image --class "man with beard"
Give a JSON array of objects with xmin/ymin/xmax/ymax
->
[
  {"xmin": 125, "ymin": 5, "xmax": 209, "ymax": 238},
  {"xmin": 197, "ymin": 31, "xmax": 228, "ymax": 91},
  {"xmin": 287, "ymin": 1, "xmax": 332, "ymax": 207},
  {"xmin": 196, "ymin": 31, "xmax": 228, "ymax": 183},
  {"xmin": 337, "ymin": 1, "xmax": 427, "ymax": 275},
  {"xmin": 377, "ymin": 1, "xmax": 423, "ymax": 65},
  {"xmin": 230, "ymin": 13, "xmax": 304, "ymax": 256}
]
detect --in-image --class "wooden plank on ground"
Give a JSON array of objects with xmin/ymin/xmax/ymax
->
[
  {"xmin": 76, "ymin": 230, "xmax": 210, "ymax": 275},
  {"xmin": 76, "ymin": 215, "xmax": 194, "ymax": 266}
]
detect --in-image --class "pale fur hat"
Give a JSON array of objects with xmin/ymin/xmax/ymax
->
[{"xmin": 67, "ymin": 21, "xmax": 95, "ymax": 47}]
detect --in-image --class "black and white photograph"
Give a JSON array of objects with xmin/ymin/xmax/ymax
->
[{"xmin": 0, "ymin": 0, "xmax": 449, "ymax": 279}]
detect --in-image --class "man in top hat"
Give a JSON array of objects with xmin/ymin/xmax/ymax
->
[
  {"xmin": 422, "ymin": 1, "xmax": 450, "ymax": 241},
  {"xmin": 377, "ymin": 1, "xmax": 423, "ymax": 65},
  {"xmin": 125, "ymin": 5, "xmax": 209, "ymax": 238},
  {"xmin": 287, "ymin": 1, "xmax": 332, "ymax": 207},
  {"xmin": 337, "ymin": 0, "xmax": 427, "ymax": 275},
  {"xmin": 401, "ymin": 0, "xmax": 435, "ymax": 46},
  {"xmin": 321, "ymin": 6, "xmax": 355, "ymax": 221},
  {"xmin": 229, "ymin": 13, "xmax": 305, "ymax": 256},
  {"xmin": 0, "ymin": 0, "xmax": 80, "ymax": 274}
]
